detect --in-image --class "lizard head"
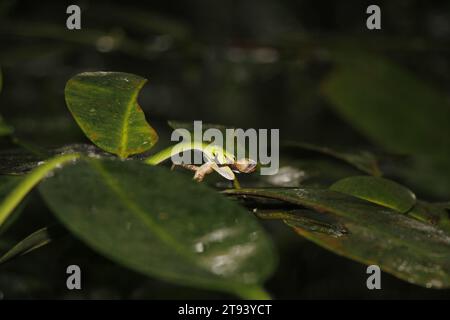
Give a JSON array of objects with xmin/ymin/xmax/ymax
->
[{"xmin": 234, "ymin": 158, "xmax": 257, "ymax": 173}]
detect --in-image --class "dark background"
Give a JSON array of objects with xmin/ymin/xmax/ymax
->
[{"xmin": 0, "ymin": 0, "xmax": 450, "ymax": 299}]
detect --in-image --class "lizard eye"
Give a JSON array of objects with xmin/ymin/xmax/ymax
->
[{"xmin": 235, "ymin": 158, "xmax": 257, "ymax": 173}]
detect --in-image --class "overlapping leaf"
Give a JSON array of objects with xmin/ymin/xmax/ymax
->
[
  {"xmin": 224, "ymin": 188, "xmax": 450, "ymax": 288},
  {"xmin": 330, "ymin": 176, "xmax": 416, "ymax": 213},
  {"xmin": 39, "ymin": 159, "xmax": 276, "ymax": 298}
]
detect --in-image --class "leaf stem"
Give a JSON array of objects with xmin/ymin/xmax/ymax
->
[{"xmin": 0, "ymin": 153, "xmax": 80, "ymax": 227}]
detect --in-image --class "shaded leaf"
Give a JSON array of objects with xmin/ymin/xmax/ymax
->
[
  {"xmin": 0, "ymin": 225, "xmax": 66, "ymax": 265},
  {"xmin": 330, "ymin": 176, "xmax": 416, "ymax": 213},
  {"xmin": 0, "ymin": 153, "xmax": 81, "ymax": 228},
  {"xmin": 269, "ymin": 156, "xmax": 361, "ymax": 188},
  {"xmin": 0, "ymin": 144, "xmax": 111, "ymax": 175},
  {"xmin": 39, "ymin": 159, "xmax": 276, "ymax": 299},
  {"xmin": 224, "ymin": 188, "xmax": 450, "ymax": 288},
  {"xmin": 283, "ymin": 142, "xmax": 381, "ymax": 176},
  {"xmin": 0, "ymin": 149, "xmax": 46, "ymax": 175},
  {"xmin": 255, "ymin": 209, "xmax": 348, "ymax": 237},
  {"xmin": 322, "ymin": 51, "xmax": 450, "ymax": 158},
  {"xmin": 408, "ymin": 201, "xmax": 450, "ymax": 234},
  {"xmin": 65, "ymin": 72, "xmax": 158, "ymax": 159}
]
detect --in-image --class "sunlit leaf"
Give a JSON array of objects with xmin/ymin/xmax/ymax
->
[
  {"xmin": 39, "ymin": 159, "xmax": 276, "ymax": 299},
  {"xmin": 224, "ymin": 188, "xmax": 450, "ymax": 288},
  {"xmin": 330, "ymin": 176, "xmax": 416, "ymax": 213},
  {"xmin": 65, "ymin": 72, "xmax": 159, "ymax": 159}
]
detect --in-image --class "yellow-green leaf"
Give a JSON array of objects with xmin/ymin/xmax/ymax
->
[{"xmin": 65, "ymin": 72, "xmax": 158, "ymax": 159}]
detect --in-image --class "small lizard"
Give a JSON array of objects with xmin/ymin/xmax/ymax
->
[{"xmin": 145, "ymin": 141, "xmax": 257, "ymax": 182}]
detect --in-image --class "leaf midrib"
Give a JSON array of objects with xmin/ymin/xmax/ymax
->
[
  {"xmin": 118, "ymin": 80, "xmax": 146, "ymax": 159},
  {"xmin": 88, "ymin": 160, "xmax": 212, "ymax": 275}
]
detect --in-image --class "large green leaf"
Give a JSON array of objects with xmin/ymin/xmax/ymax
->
[
  {"xmin": 330, "ymin": 176, "xmax": 416, "ymax": 213},
  {"xmin": 38, "ymin": 159, "xmax": 276, "ymax": 299},
  {"xmin": 65, "ymin": 72, "xmax": 158, "ymax": 159},
  {"xmin": 224, "ymin": 188, "xmax": 450, "ymax": 288},
  {"xmin": 322, "ymin": 52, "xmax": 450, "ymax": 198}
]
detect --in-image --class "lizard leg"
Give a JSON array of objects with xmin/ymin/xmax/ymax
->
[{"xmin": 193, "ymin": 162, "xmax": 215, "ymax": 182}]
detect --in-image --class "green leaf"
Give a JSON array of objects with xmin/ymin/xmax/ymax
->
[
  {"xmin": 322, "ymin": 51, "xmax": 450, "ymax": 158},
  {"xmin": 330, "ymin": 176, "xmax": 416, "ymax": 213},
  {"xmin": 0, "ymin": 153, "xmax": 81, "ymax": 228},
  {"xmin": 255, "ymin": 209, "xmax": 348, "ymax": 237},
  {"xmin": 0, "ymin": 226, "xmax": 65, "ymax": 265},
  {"xmin": 65, "ymin": 72, "xmax": 159, "ymax": 159},
  {"xmin": 282, "ymin": 142, "xmax": 382, "ymax": 176},
  {"xmin": 38, "ymin": 159, "xmax": 276, "ymax": 299},
  {"xmin": 224, "ymin": 188, "xmax": 450, "ymax": 288}
]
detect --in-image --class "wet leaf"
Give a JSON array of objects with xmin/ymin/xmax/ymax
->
[
  {"xmin": 39, "ymin": 159, "xmax": 276, "ymax": 299},
  {"xmin": 224, "ymin": 188, "xmax": 450, "ymax": 288},
  {"xmin": 283, "ymin": 142, "xmax": 381, "ymax": 176},
  {"xmin": 65, "ymin": 72, "xmax": 159, "ymax": 159},
  {"xmin": 330, "ymin": 176, "xmax": 416, "ymax": 213},
  {"xmin": 0, "ymin": 225, "xmax": 66, "ymax": 265}
]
